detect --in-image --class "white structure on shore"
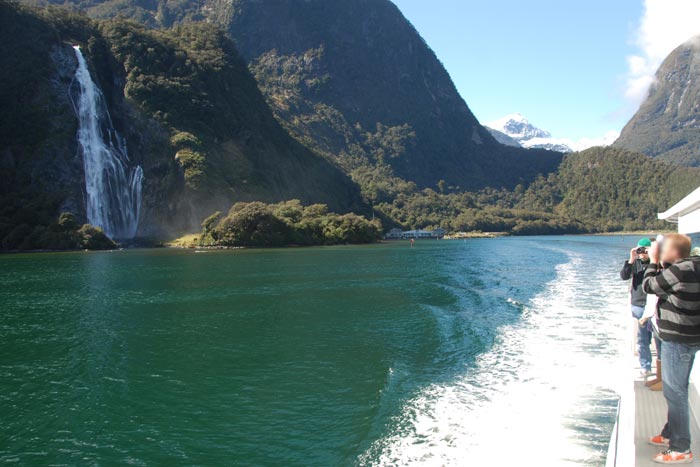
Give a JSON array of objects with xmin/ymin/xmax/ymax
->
[{"xmin": 384, "ymin": 228, "xmax": 446, "ymax": 240}]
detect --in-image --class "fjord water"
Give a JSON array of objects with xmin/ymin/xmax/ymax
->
[
  {"xmin": 0, "ymin": 237, "xmax": 631, "ymax": 466},
  {"xmin": 72, "ymin": 46, "xmax": 144, "ymax": 240}
]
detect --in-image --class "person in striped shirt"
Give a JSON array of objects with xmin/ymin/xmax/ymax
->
[{"xmin": 643, "ymin": 233, "xmax": 700, "ymax": 464}]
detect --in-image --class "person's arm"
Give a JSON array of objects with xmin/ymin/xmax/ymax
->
[
  {"xmin": 621, "ymin": 248, "xmax": 638, "ymax": 280},
  {"xmin": 620, "ymin": 261, "xmax": 633, "ymax": 280},
  {"xmin": 642, "ymin": 263, "xmax": 683, "ymax": 296},
  {"xmin": 641, "ymin": 302, "xmax": 656, "ymax": 320}
]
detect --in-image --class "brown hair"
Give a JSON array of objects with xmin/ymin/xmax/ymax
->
[{"xmin": 665, "ymin": 233, "xmax": 692, "ymax": 259}]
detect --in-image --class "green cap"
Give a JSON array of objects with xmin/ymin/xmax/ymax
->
[{"xmin": 637, "ymin": 238, "xmax": 652, "ymax": 248}]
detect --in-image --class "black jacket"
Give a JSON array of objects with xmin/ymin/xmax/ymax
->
[{"xmin": 620, "ymin": 259, "xmax": 649, "ymax": 307}]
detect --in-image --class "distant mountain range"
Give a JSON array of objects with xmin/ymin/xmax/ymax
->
[
  {"xmin": 485, "ymin": 114, "xmax": 574, "ymax": 153},
  {"xmin": 615, "ymin": 35, "xmax": 700, "ymax": 167}
]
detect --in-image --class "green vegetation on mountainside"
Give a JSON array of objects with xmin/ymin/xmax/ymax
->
[
  {"xmin": 21, "ymin": 0, "xmax": 564, "ymax": 191},
  {"xmin": 376, "ymin": 147, "xmax": 700, "ymax": 235},
  {"xmin": 2, "ymin": 2, "xmax": 698, "ymax": 251},
  {"xmin": 615, "ymin": 36, "xmax": 700, "ymax": 166},
  {"xmin": 537, "ymin": 147, "xmax": 700, "ymax": 230},
  {"xmin": 0, "ymin": 3, "xmax": 363, "ymax": 250},
  {"xmin": 228, "ymin": 0, "xmax": 562, "ymax": 191},
  {"xmin": 98, "ymin": 18, "xmax": 361, "ymax": 210}
]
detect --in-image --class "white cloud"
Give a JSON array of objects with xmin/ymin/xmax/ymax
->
[
  {"xmin": 625, "ymin": 0, "xmax": 700, "ymax": 106},
  {"xmin": 523, "ymin": 131, "xmax": 620, "ymax": 152},
  {"xmin": 565, "ymin": 130, "xmax": 621, "ymax": 152}
]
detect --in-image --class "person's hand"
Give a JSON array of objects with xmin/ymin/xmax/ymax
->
[
  {"xmin": 640, "ymin": 317, "xmax": 648, "ymax": 326},
  {"xmin": 629, "ymin": 247, "xmax": 638, "ymax": 264},
  {"xmin": 648, "ymin": 241, "xmax": 660, "ymax": 264}
]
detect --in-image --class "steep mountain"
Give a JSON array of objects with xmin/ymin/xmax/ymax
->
[
  {"xmin": 485, "ymin": 114, "xmax": 573, "ymax": 153},
  {"xmin": 222, "ymin": 0, "xmax": 562, "ymax": 190},
  {"xmin": 0, "ymin": 3, "xmax": 363, "ymax": 248},
  {"xmin": 24, "ymin": 0, "xmax": 563, "ymax": 192},
  {"xmin": 615, "ymin": 36, "xmax": 700, "ymax": 166}
]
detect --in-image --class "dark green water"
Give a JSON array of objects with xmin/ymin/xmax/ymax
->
[{"xmin": 0, "ymin": 237, "xmax": 634, "ymax": 466}]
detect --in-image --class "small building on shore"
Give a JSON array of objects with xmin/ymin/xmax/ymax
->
[{"xmin": 384, "ymin": 228, "xmax": 445, "ymax": 240}]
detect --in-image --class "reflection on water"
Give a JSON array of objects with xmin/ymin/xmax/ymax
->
[{"xmin": 0, "ymin": 237, "xmax": 632, "ymax": 466}]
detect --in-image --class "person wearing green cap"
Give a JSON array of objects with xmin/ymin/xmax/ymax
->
[{"xmin": 621, "ymin": 238, "xmax": 653, "ymax": 375}]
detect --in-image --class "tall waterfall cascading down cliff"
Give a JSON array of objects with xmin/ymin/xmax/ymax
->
[{"xmin": 72, "ymin": 45, "xmax": 143, "ymax": 240}]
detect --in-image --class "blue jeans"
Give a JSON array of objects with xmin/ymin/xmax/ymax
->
[
  {"xmin": 660, "ymin": 341, "xmax": 700, "ymax": 452},
  {"xmin": 632, "ymin": 305, "xmax": 652, "ymax": 371}
]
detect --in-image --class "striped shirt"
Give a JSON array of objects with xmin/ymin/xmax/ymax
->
[{"xmin": 643, "ymin": 258, "xmax": 700, "ymax": 344}]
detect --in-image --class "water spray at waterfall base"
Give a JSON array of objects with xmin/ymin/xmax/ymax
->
[{"xmin": 72, "ymin": 45, "xmax": 143, "ymax": 240}]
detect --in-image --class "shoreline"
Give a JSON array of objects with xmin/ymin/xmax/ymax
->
[
  {"xmin": 584, "ymin": 230, "xmax": 674, "ymax": 237},
  {"xmin": 442, "ymin": 231, "xmax": 509, "ymax": 240},
  {"xmin": 0, "ymin": 230, "xmax": 679, "ymax": 255}
]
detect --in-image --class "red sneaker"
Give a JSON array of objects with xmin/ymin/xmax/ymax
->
[
  {"xmin": 649, "ymin": 435, "xmax": 671, "ymax": 447},
  {"xmin": 652, "ymin": 450, "xmax": 692, "ymax": 464}
]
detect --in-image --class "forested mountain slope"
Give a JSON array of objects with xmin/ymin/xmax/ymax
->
[
  {"xmin": 23, "ymin": 0, "xmax": 564, "ymax": 192},
  {"xmin": 0, "ymin": 3, "xmax": 363, "ymax": 248},
  {"xmin": 376, "ymin": 147, "xmax": 700, "ymax": 234},
  {"xmin": 615, "ymin": 36, "xmax": 700, "ymax": 166}
]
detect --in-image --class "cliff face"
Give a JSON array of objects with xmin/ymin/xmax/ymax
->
[
  {"xmin": 615, "ymin": 36, "xmax": 700, "ymax": 166},
  {"xmin": 3, "ymin": 0, "xmax": 568, "ymax": 249},
  {"xmin": 0, "ymin": 3, "xmax": 364, "ymax": 245},
  {"xmin": 23, "ymin": 0, "xmax": 562, "ymax": 191},
  {"xmin": 223, "ymin": 0, "xmax": 561, "ymax": 190}
]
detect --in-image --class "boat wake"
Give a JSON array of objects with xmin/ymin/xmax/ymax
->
[{"xmin": 358, "ymin": 251, "xmax": 629, "ymax": 466}]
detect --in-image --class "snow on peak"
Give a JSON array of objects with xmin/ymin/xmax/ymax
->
[
  {"xmin": 484, "ymin": 113, "xmax": 619, "ymax": 153},
  {"xmin": 485, "ymin": 113, "xmax": 526, "ymax": 131},
  {"xmin": 485, "ymin": 114, "xmax": 552, "ymax": 141}
]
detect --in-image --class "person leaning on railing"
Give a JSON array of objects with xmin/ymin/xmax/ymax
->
[{"xmin": 642, "ymin": 233, "xmax": 700, "ymax": 465}]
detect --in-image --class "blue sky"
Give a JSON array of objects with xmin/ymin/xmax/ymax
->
[{"xmin": 391, "ymin": 0, "xmax": 647, "ymax": 144}]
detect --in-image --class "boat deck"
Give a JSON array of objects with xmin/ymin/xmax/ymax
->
[{"xmin": 634, "ymin": 371, "xmax": 700, "ymax": 466}]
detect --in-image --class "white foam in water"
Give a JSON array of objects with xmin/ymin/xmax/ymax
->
[
  {"xmin": 72, "ymin": 46, "xmax": 144, "ymax": 240},
  {"xmin": 360, "ymin": 252, "xmax": 629, "ymax": 466}
]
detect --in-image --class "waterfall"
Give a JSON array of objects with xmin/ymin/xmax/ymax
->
[{"xmin": 72, "ymin": 45, "xmax": 144, "ymax": 240}]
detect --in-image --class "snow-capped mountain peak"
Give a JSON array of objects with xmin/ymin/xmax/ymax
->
[
  {"xmin": 485, "ymin": 114, "xmax": 572, "ymax": 152},
  {"xmin": 486, "ymin": 114, "xmax": 552, "ymax": 141},
  {"xmin": 485, "ymin": 113, "xmax": 619, "ymax": 153}
]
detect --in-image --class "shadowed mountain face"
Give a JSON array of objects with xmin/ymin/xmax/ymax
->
[
  {"xmin": 0, "ymin": 3, "xmax": 365, "ymax": 245},
  {"xmin": 615, "ymin": 36, "xmax": 700, "ymax": 166},
  {"xmin": 222, "ymin": 0, "xmax": 561, "ymax": 190},
  {"xmin": 17, "ymin": 0, "xmax": 562, "ymax": 192}
]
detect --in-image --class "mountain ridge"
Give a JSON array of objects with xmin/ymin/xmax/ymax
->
[
  {"xmin": 3, "ymin": 1, "xmax": 694, "ymax": 250},
  {"xmin": 224, "ymin": 0, "xmax": 563, "ymax": 191},
  {"xmin": 615, "ymin": 35, "xmax": 700, "ymax": 166},
  {"xmin": 21, "ymin": 0, "xmax": 563, "ymax": 192}
]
